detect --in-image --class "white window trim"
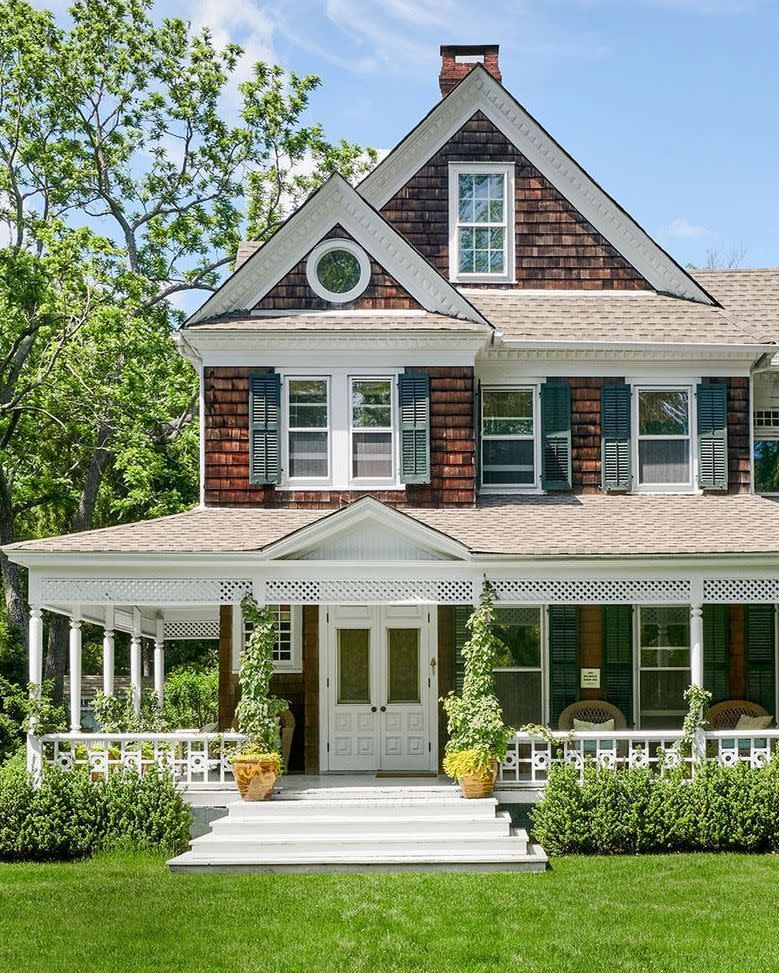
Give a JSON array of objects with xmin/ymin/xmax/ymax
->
[
  {"xmin": 448, "ymin": 162, "xmax": 515, "ymax": 284},
  {"xmin": 282, "ymin": 375, "xmax": 332, "ymax": 488},
  {"xmin": 634, "ymin": 604, "xmax": 691, "ymax": 728},
  {"xmin": 278, "ymin": 366, "xmax": 403, "ymax": 491},
  {"xmin": 632, "ymin": 383, "xmax": 697, "ymax": 494},
  {"xmin": 231, "ymin": 604, "xmax": 303, "ymax": 674},
  {"xmin": 492, "ymin": 605, "xmax": 547, "ymax": 725},
  {"xmin": 349, "ymin": 374, "xmax": 399, "ymax": 489},
  {"xmin": 305, "ymin": 238, "xmax": 371, "ymax": 304},
  {"xmin": 479, "ymin": 383, "xmax": 542, "ymax": 495}
]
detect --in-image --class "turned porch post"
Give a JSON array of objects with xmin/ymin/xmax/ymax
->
[
  {"xmin": 27, "ymin": 606, "xmax": 44, "ymax": 778},
  {"xmin": 102, "ymin": 607, "xmax": 115, "ymax": 696},
  {"xmin": 69, "ymin": 612, "xmax": 83, "ymax": 732},
  {"xmin": 130, "ymin": 608, "xmax": 142, "ymax": 715},
  {"xmin": 690, "ymin": 603, "xmax": 704, "ymax": 687},
  {"xmin": 153, "ymin": 617, "xmax": 164, "ymax": 709}
]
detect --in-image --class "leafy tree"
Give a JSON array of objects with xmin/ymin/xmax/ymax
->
[{"xmin": 0, "ymin": 0, "xmax": 375, "ymax": 696}]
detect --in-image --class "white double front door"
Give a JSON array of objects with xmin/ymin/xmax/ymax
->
[{"xmin": 323, "ymin": 604, "xmax": 436, "ymax": 772}]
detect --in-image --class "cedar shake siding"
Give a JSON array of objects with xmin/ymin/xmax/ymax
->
[
  {"xmin": 253, "ymin": 225, "xmax": 422, "ymax": 311},
  {"xmin": 380, "ymin": 112, "xmax": 652, "ymax": 290},
  {"xmin": 203, "ymin": 366, "xmax": 476, "ymax": 508}
]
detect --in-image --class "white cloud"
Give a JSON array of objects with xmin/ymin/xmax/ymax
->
[{"xmin": 665, "ymin": 217, "xmax": 709, "ymax": 239}]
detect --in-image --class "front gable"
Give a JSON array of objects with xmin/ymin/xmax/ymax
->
[{"xmin": 360, "ymin": 65, "xmax": 714, "ymax": 304}]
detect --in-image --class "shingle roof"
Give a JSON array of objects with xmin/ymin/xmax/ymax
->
[
  {"xmin": 7, "ymin": 495, "xmax": 779, "ymax": 558},
  {"xmin": 185, "ymin": 312, "xmax": 491, "ymax": 334},
  {"xmin": 691, "ymin": 269, "xmax": 779, "ymax": 343}
]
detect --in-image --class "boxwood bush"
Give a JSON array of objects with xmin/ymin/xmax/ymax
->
[
  {"xmin": 531, "ymin": 756, "xmax": 779, "ymax": 855},
  {"xmin": 0, "ymin": 753, "xmax": 191, "ymax": 861}
]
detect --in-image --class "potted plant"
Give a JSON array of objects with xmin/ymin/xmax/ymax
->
[
  {"xmin": 229, "ymin": 596, "xmax": 289, "ymax": 801},
  {"xmin": 441, "ymin": 584, "xmax": 512, "ymax": 798}
]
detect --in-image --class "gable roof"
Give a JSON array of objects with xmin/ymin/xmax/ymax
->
[
  {"xmin": 691, "ymin": 269, "xmax": 779, "ymax": 343},
  {"xmin": 359, "ymin": 65, "xmax": 714, "ymax": 306},
  {"xmin": 186, "ymin": 174, "xmax": 488, "ymax": 327}
]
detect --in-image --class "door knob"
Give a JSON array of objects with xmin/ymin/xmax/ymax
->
[
  {"xmin": 370, "ymin": 706, "xmax": 377, "ymax": 712},
  {"xmin": 380, "ymin": 705, "xmax": 387, "ymax": 712}
]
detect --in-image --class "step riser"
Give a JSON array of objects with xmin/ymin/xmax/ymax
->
[
  {"xmin": 228, "ymin": 800, "xmax": 497, "ymax": 819},
  {"xmin": 189, "ymin": 837, "xmax": 528, "ymax": 857},
  {"xmin": 208, "ymin": 818, "xmax": 511, "ymax": 838}
]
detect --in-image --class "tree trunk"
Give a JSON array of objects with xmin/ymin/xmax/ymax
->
[
  {"xmin": 0, "ymin": 464, "xmax": 27, "ymax": 650},
  {"xmin": 45, "ymin": 614, "xmax": 68, "ymax": 704}
]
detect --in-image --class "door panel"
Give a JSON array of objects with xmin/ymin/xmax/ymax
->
[
  {"xmin": 379, "ymin": 622, "xmax": 430, "ymax": 771},
  {"xmin": 328, "ymin": 622, "xmax": 378, "ymax": 771}
]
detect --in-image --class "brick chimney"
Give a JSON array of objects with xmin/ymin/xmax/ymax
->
[{"xmin": 439, "ymin": 44, "xmax": 501, "ymax": 97}]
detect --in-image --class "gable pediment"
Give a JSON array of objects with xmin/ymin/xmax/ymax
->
[
  {"xmin": 294, "ymin": 522, "xmax": 450, "ymax": 561},
  {"xmin": 359, "ymin": 66, "xmax": 714, "ymax": 305}
]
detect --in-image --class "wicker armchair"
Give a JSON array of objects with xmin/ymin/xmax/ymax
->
[
  {"xmin": 558, "ymin": 700, "xmax": 628, "ymax": 731},
  {"xmin": 707, "ymin": 700, "xmax": 771, "ymax": 731}
]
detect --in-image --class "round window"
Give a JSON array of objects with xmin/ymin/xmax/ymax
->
[{"xmin": 306, "ymin": 239, "xmax": 370, "ymax": 303}]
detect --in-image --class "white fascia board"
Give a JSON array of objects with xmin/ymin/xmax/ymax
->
[
  {"xmin": 358, "ymin": 67, "xmax": 713, "ymax": 305},
  {"xmin": 480, "ymin": 340, "xmax": 768, "ymax": 366},
  {"xmin": 187, "ymin": 175, "xmax": 488, "ymax": 326}
]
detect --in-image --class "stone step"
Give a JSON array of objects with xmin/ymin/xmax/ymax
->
[
  {"xmin": 272, "ymin": 785, "xmax": 462, "ymax": 801},
  {"xmin": 188, "ymin": 828, "xmax": 529, "ymax": 858},
  {"xmin": 168, "ymin": 841, "xmax": 549, "ymax": 874},
  {"xmin": 207, "ymin": 811, "xmax": 513, "ymax": 837},
  {"xmin": 228, "ymin": 796, "xmax": 498, "ymax": 818}
]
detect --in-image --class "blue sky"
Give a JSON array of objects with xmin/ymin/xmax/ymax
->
[{"xmin": 45, "ymin": 0, "xmax": 779, "ymax": 268}]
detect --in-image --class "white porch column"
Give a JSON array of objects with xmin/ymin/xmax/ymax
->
[
  {"xmin": 102, "ymin": 606, "xmax": 115, "ymax": 696},
  {"xmin": 27, "ymin": 606, "xmax": 44, "ymax": 779},
  {"xmin": 690, "ymin": 603, "xmax": 704, "ymax": 687},
  {"xmin": 153, "ymin": 617, "xmax": 164, "ymax": 710},
  {"xmin": 130, "ymin": 608, "xmax": 142, "ymax": 715},
  {"xmin": 69, "ymin": 612, "xmax": 83, "ymax": 732}
]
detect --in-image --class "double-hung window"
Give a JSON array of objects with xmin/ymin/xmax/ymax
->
[
  {"xmin": 286, "ymin": 378, "xmax": 329, "ymax": 480},
  {"xmin": 636, "ymin": 387, "xmax": 693, "ymax": 489},
  {"xmin": 492, "ymin": 606, "xmax": 544, "ymax": 726},
  {"xmin": 449, "ymin": 163, "xmax": 514, "ymax": 283},
  {"xmin": 481, "ymin": 387, "xmax": 536, "ymax": 489},
  {"xmin": 235, "ymin": 604, "xmax": 301, "ymax": 673},
  {"xmin": 638, "ymin": 606, "xmax": 690, "ymax": 728},
  {"xmin": 350, "ymin": 378, "xmax": 395, "ymax": 482}
]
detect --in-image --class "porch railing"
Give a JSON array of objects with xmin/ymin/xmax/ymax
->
[{"xmin": 37, "ymin": 732, "xmax": 246, "ymax": 787}]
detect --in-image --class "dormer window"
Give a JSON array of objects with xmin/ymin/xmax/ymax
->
[{"xmin": 449, "ymin": 162, "xmax": 514, "ymax": 283}]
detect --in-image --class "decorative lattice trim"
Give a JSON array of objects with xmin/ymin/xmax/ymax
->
[
  {"xmin": 264, "ymin": 579, "xmax": 475, "ymax": 604},
  {"xmin": 40, "ymin": 578, "xmax": 251, "ymax": 606},
  {"xmin": 163, "ymin": 620, "xmax": 220, "ymax": 640},
  {"xmin": 704, "ymin": 579, "xmax": 779, "ymax": 603},
  {"xmin": 491, "ymin": 579, "xmax": 691, "ymax": 604}
]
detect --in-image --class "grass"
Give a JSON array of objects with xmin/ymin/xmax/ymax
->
[{"xmin": 1, "ymin": 852, "xmax": 778, "ymax": 973}]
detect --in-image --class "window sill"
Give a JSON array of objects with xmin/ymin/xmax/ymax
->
[
  {"xmin": 479, "ymin": 486, "xmax": 543, "ymax": 496},
  {"xmin": 452, "ymin": 274, "xmax": 515, "ymax": 285}
]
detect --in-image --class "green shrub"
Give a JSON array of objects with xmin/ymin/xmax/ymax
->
[
  {"xmin": 0, "ymin": 757, "xmax": 191, "ymax": 861},
  {"xmin": 162, "ymin": 664, "xmax": 218, "ymax": 729},
  {"xmin": 531, "ymin": 756, "xmax": 779, "ymax": 855}
]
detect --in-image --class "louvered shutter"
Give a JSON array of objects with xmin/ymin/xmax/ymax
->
[
  {"xmin": 454, "ymin": 605, "xmax": 470, "ymax": 694},
  {"xmin": 602, "ymin": 605, "xmax": 633, "ymax": 725},
  {"xmin": 398, "ymin": 372, "xmax": 430, "ymax": 484},
  {"xmin": 541, "ymin": 382, "xmax": 572, "ymax": 491},
  {"xmin": 601, "ymin": 384, "xmax": 631, "ymax": 491},
  {"xmin": 745, "ymin": 604, "xmax": 776, "ymax": 714},
  {"xmin": 548, "ymin": 605, "xmax": 579, "ymax": 726},
  {"xmin": 703, "ymin": 604, "xmax": 730, "ymax": 704},
  {"xmin": 248, "ymin": 372, "xmax": 281, "ymax": 485},
  {"xmin": 697, "ymin": 382, "xmax": 728, "ymax": 491}
]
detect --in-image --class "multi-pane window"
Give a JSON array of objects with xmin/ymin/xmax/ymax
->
[
  {"xmin": 450, "ymin": 164, "xmax": 513, "ymax": 282},
  {"xmin": 638, "ymin": 606, "xmax": 690, "ymax": 728},
  {"xmin": 637, "ymin": 388, "xmax": 692, "ymax": 487},
  {"xmin": 351, "ymin": 378, "xmax": 394, "ymax": 480},
  {"xmin": 753, "ymin": 408, "xmax": 779, "ymax": 494},
  {"xmin": 481, "ymin": 387, "xmax": 536, "ymax": 488},
  {"xmin": 287, "ymin": 378, "xmax": 329, "ymax": 479},
  {"xmin": 492, "ymin": 606, "xmax": 543, "ymax": 726},
  {"xmin": 244, "ymin": 605, "xmax": 294, "ymax": 667}
]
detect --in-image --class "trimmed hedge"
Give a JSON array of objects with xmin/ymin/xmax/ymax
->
[
  {"xmin": 531, "ymin": 757, "xmax": 779, "ymax": 855},
  {"xmin": 0, "ymin": 753, "xmax": 191, "ymax": 861}
]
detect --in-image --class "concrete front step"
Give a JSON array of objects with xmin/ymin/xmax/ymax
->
[
  {"xmin": 207, "ymin": 811, "xmax": 513, "ymax": 837},
  {"xmin": 228, "ymin": 796, "xmax": 498, "ymax": 818},
  {"xmin": 168, "ymin": 842, "xmax": 549, "ymax": 874}
]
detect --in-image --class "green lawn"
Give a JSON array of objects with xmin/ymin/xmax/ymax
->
[{"xmin": 1, "ymin": 853, "xmax": 778, "ymax": 973}]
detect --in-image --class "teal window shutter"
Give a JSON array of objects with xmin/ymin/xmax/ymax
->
[
  {"xmin": 541, "ymin": 382, "xmax": 572, "ymax": 491},
  {"xmin": 602, "ymin": 605, "xmax": 633, "ymax": 725},
  {"xmin": 398, "ymin": 373, "xmax": 431, "ymax": 484},
  {"xmin": 548, "ymin": 605, "xmax": 579, "ymax": 727},
  {"xmin": 703, "ymin": 604, "xmax": 730, "ymax": 704},
  {"xmin": 454, "ymin": 605, "xmax": 470, "ymax": 693},
  {"xmin": 248, "ymin": 372, "xmax": 281, "ymax": 485},
  {"xmin": 697, "ymin": 382, "xmax": 728, "ymax": 491},
  {"xmin": 745, "ymin": 604, "xmax": 776, "ymax": 714},
  {"xmin": 601, "ymin": 384, "xmax": 631, "ymax": 491}
]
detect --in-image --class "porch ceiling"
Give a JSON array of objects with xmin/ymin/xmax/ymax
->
[{"xmin": 5, "ymin": 494, "xmax": 779, "ymax": 560}]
